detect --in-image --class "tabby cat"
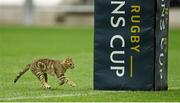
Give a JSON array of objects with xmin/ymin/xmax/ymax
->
[{"xmin": 14, "ymin": 58, "xmax": 76, "ymax": 89}]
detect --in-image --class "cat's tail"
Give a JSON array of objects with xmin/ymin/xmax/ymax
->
[{"xmin": 14, "ymin": 64, "xmax": 31, "ymax": 83}]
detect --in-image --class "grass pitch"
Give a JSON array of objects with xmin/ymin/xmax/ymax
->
[{"xmin": 0, "ymin": 26, "xmax": 180, "ymax": 102}]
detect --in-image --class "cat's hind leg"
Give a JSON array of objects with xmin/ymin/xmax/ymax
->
[
  {"xmin": 44, "ymin": 73, "xmax": 48, "ymax": 83},
  {"xmin": 31, "ymin": 69, "xmax": 51, "ymax": 89},
  {"xmin": 44, "ymin": 73, "xmax": 51, "ymax": 88}
]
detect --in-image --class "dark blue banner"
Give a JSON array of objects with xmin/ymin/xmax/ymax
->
[{"xmin": 94, "ymin": 0, "xmax": 169, "ymax": 91}]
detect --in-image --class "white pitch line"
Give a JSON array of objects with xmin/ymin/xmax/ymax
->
[
  {"xmin": 169, "ymin": 87, "xmax": 180, "ymax": 90},
  {"xmin": 1, "ymin": 88, "xmax": 180, "ymax": 101},
  {"xmin": 0, "ymin": 91, "xmax": 128, "ymax": 101},
  {"xmin": 0, "ymin": 93, "xmax": 83, "ymax": 101}
]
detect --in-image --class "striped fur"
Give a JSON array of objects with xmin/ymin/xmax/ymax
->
[{"xmin": 14, "ymin": 58, "xmax": 76, "ymax": 89}]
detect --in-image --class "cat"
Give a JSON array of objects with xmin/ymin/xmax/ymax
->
[{"xmin": 14, "ymin": 58, "xmax": 76, "ymax": 89}]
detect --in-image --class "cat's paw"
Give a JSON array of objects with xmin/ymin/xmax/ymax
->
[
  {"xmin": 44, "ymin": 85, "xmax": 51, "ymax": 89},
  {"xmin": 71, "ymin": 83, "xmax": 77, "ymax": 87},
  {"xmin": 69, "ymin": 81, "xmax": 76, "ymax": 87},
  {"xmin": 59, "ymin": 81, "xmax": 65, "ymax": 86}
]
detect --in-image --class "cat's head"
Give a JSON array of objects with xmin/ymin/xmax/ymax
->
[{"xmin": 63, "ymin": 58, "xmax": 75, "ymax": 69}]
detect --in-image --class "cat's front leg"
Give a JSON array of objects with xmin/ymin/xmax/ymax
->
[
  {"xmin": 58, "ymin": 75, "xmax": 76, "ymax": 87},
  {"xmin": 59, "ymin": 79, "xmax": 65, "ymax": 85},
  {"xmin": 65, "ymin": 78, "xmax": 76, "ymax": 87},
  {"xmin": 57, "ymin": 73, "xmax": 65, "ymax": 86}
]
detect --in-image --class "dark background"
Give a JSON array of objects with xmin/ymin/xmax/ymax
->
[{"xmin": 171, "ymin": 0, "xmax": 180, "ymax": 7}]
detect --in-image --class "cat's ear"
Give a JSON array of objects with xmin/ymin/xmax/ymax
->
[{"xmin": 66, "ymin": 57, "xmax": 72, "ymax": 60}]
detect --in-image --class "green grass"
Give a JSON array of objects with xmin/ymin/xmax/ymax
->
[{"xmin": 0, "ymin": 26, "xmax": 180, "ymax": 102}]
